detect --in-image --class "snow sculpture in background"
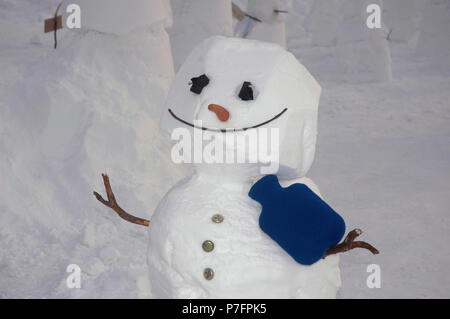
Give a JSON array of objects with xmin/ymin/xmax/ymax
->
[
  {"xmin": 76, "ymin": 0, "xmax": 172, "ymax": 36},
  {"xmin": 169, "ymin": 0, "xmax": 233, "ymax": 69},
  {"xmin": 233, "ymin": 0, "xmax": 287, "ymax": 48},
  {"xmin": 95, "ymin": 36, "xmax": 378, "ymax": 298},
  {"xmin": 75, "ymin": 0, "xmax": 174, "ymax": 118},
  {"xmin": 335, "ymin": 0, "xmax": 392, "ymax": 82},
  {"xmin": 50, "ymin": 0, "xmax": 184, "ymax": 212}
]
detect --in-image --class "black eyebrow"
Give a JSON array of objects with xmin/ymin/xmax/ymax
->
[
  {"xmin": 239, "ymin": 81, "xmax": 254, "ymax": 101},
  {"xmin": 190, "ymin": 74, "xmax": 210, "ymax": 94}
]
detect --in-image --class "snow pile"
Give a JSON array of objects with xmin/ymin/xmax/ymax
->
[
  {"xmin": 76, "ymin": 0, "xmax": 172, "ymax": 36},
  {"xmin": 0, "ymin": 0, "xmax": 62, "ymax": 50},
  {"xmin": 0, "ymin": 0, "xmax": 186, "ymax": 297}
]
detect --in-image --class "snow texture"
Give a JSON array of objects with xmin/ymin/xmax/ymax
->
[
  {"xmin": 305, "ymin": 0, "xmax": 393, "ymax": 82},
  {"xmin": 416, "ymin": 0, "xmax": 450, "ymax": 66},
  {"xmin": 242, "ymin": 0, "xmax": 287, "ymax": 48},
  {"xmin": 384, "ymin": 0, "xmax": 426, "ymax": 43},
  {"xmin": 0, "ymin": 0, "xmax": 187, "ymax": 298},
  {"xmin": 307, "ymin": 0, "xmax": 341, "ymax": 47},
  {"xmin": 0, "ymin": 0, "xmax": 450, "ymax": 298},
  {"xmin": 75, "ymin": 0, "xmax": 172, "ymax": 36},
  {"xmin": 168, "ymin": 0, "xmax": 233, "ymax": 70}
]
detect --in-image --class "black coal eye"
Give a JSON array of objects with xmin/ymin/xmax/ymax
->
[
  {"xmin": 238, "ymin": 81, "xmax": 254, "ymax": 101},
  {"xmin": 190, "ymin": 74, "xmax": 209, "ymax": 94}
]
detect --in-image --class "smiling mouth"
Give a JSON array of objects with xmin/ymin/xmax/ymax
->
[{"xmin": 167, "ymin": 108, "xmax": 288, "ymax": 132}]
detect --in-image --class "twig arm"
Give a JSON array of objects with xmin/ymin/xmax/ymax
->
[
  {"xmin": 323, "ymin": 228, "xmax": 379, "ymax": 258},
  {"xmin": 93, "ymin": 174, "xmax": 149, "ymax": 227},
  {"xmin": 53, "ymin": 2, "xmax": 62, "ymax": 49}
]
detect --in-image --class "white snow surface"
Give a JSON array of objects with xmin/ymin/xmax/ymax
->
[
  {"xmin": 416, "ymin": 0, "xmax": 450, "ymax": 66},
  {"xmin": 335, "ymin": 0, "xmax": 393, "ymax": 82},
  {"xmin": 75, "ymin": 0, "xmax": 172, "ymax": 36},
  {"xmin": 384, "ymin": 0, "xmax": 425, "ymax": 43},
  {"xmin": 0, "ymin": 0, "xmax": 187, "ymax": 298},
  {"xmin": 168, "ymin": 0, "xmax": 233, "ymax": 69},
  {"xmin": 0, "ymin": 0, "xmax": 450, "ymax": 298}
]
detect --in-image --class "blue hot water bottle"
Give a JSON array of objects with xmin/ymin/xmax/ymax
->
[{"xmin": 248, "ymin": 175, "xmax": 346, "ymax": 265}]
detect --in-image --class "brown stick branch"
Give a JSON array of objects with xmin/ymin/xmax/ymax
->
[
  {"xmin": 53, "ymin": 2, "xmax": 62, "ymax": 49},
  {"xmin": 323, "ymin": 228, "xmax": 379, "ymax": 258},
  {"xmin": 93, "ymin": 174, "xmax": 149, "ymax": 227}
]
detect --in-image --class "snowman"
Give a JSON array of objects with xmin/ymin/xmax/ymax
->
[{"xmin": 94, "ymin": 36, "xmax": 378, "ymax": 298}]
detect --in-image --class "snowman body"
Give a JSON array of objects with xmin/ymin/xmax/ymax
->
[
  {"xmin": 147, "ymin": 173, "xmax": 341, "ymax": 298},
  {"xmin": 149, "ymin": 36, "xmax": 341, "ymax": 298}
]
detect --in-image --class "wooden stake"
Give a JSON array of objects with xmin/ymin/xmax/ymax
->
[{"xmin": 44, "ymin": 2, "xmax": 63, "ymax": 49}]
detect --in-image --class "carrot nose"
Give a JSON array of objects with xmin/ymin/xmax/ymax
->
[{"xmin": 208, "ymin": 104, "xmax": 230, "ymax": 122}]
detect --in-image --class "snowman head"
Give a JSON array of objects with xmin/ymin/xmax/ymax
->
[{"xmin": 161, "ymin": 36, "xmax": 321, "ymax": 180}]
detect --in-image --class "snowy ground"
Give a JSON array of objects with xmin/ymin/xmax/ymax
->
[
  {"xmin": 291, "ymin": 40, "xmax": 450, "ymax": 298},
  {"xmin": 1, "ymin": 1, "xmax": 449, "ymax": 298}
]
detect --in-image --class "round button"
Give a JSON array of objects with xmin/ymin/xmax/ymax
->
[
  {"xmin": 202, "ymin": 240, "xmax": 215, "ymax": 252},
  {"xmin": 203, "ymin": 268, "xmax": 214, "ymax": 280},
  {"xmin": 211, "ymin": 214, "xmax": 224, "ymax": 223}
]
